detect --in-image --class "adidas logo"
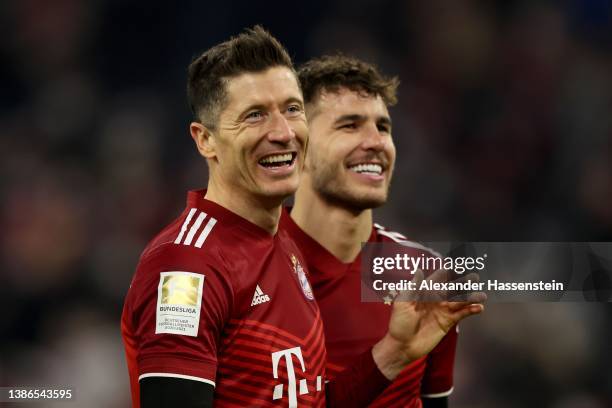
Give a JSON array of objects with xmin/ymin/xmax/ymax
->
[{"xmin": 251, "ymin": 284, "xmax": 271, "ymax": 306}]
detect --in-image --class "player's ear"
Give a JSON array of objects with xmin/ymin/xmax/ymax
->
[{"xmin": 190, "ymin": 122, "xmax": 216, "ymax": 159}]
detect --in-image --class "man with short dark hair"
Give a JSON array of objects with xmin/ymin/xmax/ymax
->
[
  {"xmin": 282, "ymin": 54, "xmax": 467, "ymax": 407},
  {"xmin": 122, "ymin": 28, "xmax": 483, "ymax": 408}
]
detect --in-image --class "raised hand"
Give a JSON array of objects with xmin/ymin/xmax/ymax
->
[{"xmin": 372, "ymin": 269, "xmax": 485, "ymax": 380}]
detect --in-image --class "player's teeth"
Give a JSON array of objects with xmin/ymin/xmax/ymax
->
[
  {"xmin": 349, "ymin": 163, "xmax": 382, "ymax": 174},
  {"xmin": 259, "ymin": 153, "xmax": 293, "ymax": 164}
]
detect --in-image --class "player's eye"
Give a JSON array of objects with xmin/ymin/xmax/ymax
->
[
  {"xmin": 286, "ymin": 104, "xmax": 303, "ymax": 117},
  {"xmin": 245, "ymin": 110, "xmax": 264, "ymax": 123},
  {"xmin": 339, "ymin": 123, "xmax": 357, "ymax": 130},
  {"xmin": 377, "ymin": 124, "xmax": 391, "ymax": 134}
]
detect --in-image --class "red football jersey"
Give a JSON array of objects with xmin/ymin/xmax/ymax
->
[
  {"xmin": 280, "ymin": 210, "xmax": 458, "ymax": 408},
  {"xmin": 122, "ymin": 191, "xmax": 326, "ymax": 407}
]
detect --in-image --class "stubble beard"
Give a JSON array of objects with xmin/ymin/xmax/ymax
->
[{"xmin": 310, "ymin": 160, "xmax": 390, "ymax": 212}]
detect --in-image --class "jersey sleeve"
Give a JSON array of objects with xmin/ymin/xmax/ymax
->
[
  {"xmin": 126, "ymin": 244, "xmax": 234, "ymax": 386},
  {"xmin": 420, "ymin": 325, "xmax": 458, "ymax": 398},
  {"xmin": 326, "ymin": 348, "xmax": 391, "ymax": 406}
]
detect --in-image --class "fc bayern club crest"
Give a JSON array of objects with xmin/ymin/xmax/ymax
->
[{"xmin": 291, "ymin": 254, "xmax": 314, "ymax": 300}]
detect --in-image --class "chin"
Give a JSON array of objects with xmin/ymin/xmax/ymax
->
[
  {"xmin": 320, "ymin": 187, "xmax": 388, "ymax": 211},
  {"xmin": 352, "ymin": 196, "xmax": 387, "ymax": 210},
  {"xmin": 348, "ymin": 186, "xmax": 389, "ymax": 209},
  {"xmin": 257, "ymin": 179, "xmax": 299, "ymax": 201}
]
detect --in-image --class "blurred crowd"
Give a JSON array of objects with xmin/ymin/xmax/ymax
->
[{"xmin": 1, "ymin": 0, "xmax": 610, "ymax": 407}]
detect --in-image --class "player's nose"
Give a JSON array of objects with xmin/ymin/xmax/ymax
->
[
  {"xmin": 266, "ymin": 110, "xmax": 296, "ymax": 143},
  {"xmin": 361, "ymin": 123, "xmax": 385, "ymax": 151}
]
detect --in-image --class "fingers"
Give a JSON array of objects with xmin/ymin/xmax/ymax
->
[
  {"xmin": 450, "ymin": 303, "xmax": 485, "ymax": 323},
  {"xmin": 427, "ymin": 268, "xmax": 448, "ymax": 284},
  {"xmin": 466, "ymin": 291, "xmax": 487, "ymax": 303},
  {"xmin": 392, "ymin": 270, "xmax": 487, "ymax": 304},
  {"xmin": 445, "ymin": 295, "xmax": 486, "ymax": 311},
  {"xmin": 394, "ymin": 289, "xmax": 416, "ymax": 302},
  {"xmin": 394, "ymin": 269, "xmax": 425, "ymax": 302},
  {"xmin": 453, "ymin": 272, "xmax": 480, "ymax": 284},
  {"xmin": 448, "ymin": 291, "xmax": 487, "ymax": 303},
  {"xmin": 445, "ymin": 301, "xmax": 472, "ymax": 311},
  {"xmin": 411, "ymin": 269, "xmax": 425, "ymax": 286}
]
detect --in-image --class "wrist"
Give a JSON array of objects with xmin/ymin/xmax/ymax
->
[{"xmin": 371, "ymin": 333, "xmax": 414, "ymax": 380}]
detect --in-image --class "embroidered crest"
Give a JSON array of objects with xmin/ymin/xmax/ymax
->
[{"xmin": 291, "ymin": 254, "xmax": 314, "ymax": 300}]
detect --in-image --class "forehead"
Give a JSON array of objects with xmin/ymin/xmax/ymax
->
[
  {"xmin": 314, "ymin": 88, "xmax": 389, "ymax": 120},
  {"xmin": 224, "ymin": 66, "xmax": 302, "ymax": 111}
]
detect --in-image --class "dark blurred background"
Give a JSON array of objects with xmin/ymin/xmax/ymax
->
[{"xmin": 1, "ymin": 0, "xmax": 611, "ymax": 407}]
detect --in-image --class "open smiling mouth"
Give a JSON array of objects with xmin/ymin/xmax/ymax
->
[
  {"xmin": 258, "ymin": 152, "xmax": 297, "ymax": 169},
  {"xmin": 348, "ymin": 163, "xmax": 383, "ymax": 176}
]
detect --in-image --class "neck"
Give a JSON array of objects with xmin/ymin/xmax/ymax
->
[
  {"xmin": 291, "ymin": 175, "xmax": 372, "ymax": 262},
  {"xmin": 205, "ymin": 177, "xmax": 281, "ymax": 235}
]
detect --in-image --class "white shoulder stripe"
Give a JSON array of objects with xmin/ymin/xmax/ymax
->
[
  {"xmin": 375, "ymin": 224, "xmax": 442, "ymax": 257},
  {"xmin": 174, "ymin": 208, "xmax": 197, "ymax": 244},
  {"xmin": 422, "ymin": 387, "xmax": 454, "ymax": 398},
  {"xmin": 139, "ymin": 372, "xmax": 216, "ymax": 387},
  {"xmin": 376, "ymin": 229, "xmax": 408, "ymax": 242},
  {"xmin": 194, "ymin": 217, "xmax": 217, "ymax": 248},
  {"xmin": 374, "ymin": 223, "xmax": 407, "ymax": 239},
  {"xmin": 174, "ymin": 209, "xmax": 217, "ymax": 248},
  {"xmin": 184, "ymin": 211, "xmax": 207, "ymax": 245}
]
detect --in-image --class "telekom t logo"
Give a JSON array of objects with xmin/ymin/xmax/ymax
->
[{"xmin": 271, "ymin": 346, "xmax": 322, "ymax": 407}]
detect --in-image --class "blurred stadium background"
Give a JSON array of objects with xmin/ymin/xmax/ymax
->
[{"xmin": 1, "ymin": 0, "xmax": 610, "ymax": 407}]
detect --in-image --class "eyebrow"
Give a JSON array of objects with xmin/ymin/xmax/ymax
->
[
  {"xmin": 333, "ymin": 114, "xmax": 392, "ymax": 127},
  {"xmin": 284, "ymin": 97, "xmax": 305, "ymax": 108}
]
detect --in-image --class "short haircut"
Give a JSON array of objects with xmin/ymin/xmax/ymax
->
[
  {"xmin": 187, "ymin": 25, "xmax": 294, "ymax": 129},
  {"xmin": 298, "ymin": 54, "xmax": 399, "ymax": 112}
]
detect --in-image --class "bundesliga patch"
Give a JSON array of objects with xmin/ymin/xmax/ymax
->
[{"xmin": 155, "ymin": 271, "xmax": 204, "ymax": 337}]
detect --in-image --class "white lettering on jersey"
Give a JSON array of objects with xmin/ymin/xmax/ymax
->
[
  {"xmin": 251, "ymin": 284, "xmax": 271, "ymax": 306},
  {"xmin": 271, "ymin": 347, "xmax": 322, "ymax": 407},
  {"xmin": 155, "ymin": 271, "xmax": 204, "ymax": 337}
]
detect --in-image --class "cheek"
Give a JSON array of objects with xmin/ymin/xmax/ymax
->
[
  {"xmin": 234, "ymin": 134, "xmax": 255, "ymax": 162},
  {"xmin": 317, "ymin": 140, "xmax": 345, "ymax": 164},
  {"xmin": 386, "ymin": 142, "xmax": 397, "ymax": 163},
  {"xmin": 294, "ymin": 122, "xmax": 309, "ymax": 144},
  {"xmin": 306, "ymin": 141, "xmax": 326, "ymax": 170}
]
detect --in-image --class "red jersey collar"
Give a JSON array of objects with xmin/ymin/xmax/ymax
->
[{"xmin": 280, "ymin": 207, "xmax": 377, "ymax": 275}]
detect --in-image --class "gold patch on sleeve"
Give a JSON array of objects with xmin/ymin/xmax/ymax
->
[
  {"xmin": 161, "ymin": 275, "xmax": 200, "ymax": 306},
  {"xmin": 155, "ymin": 271, "xmax": 204, "ymax": 337}
]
